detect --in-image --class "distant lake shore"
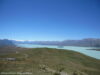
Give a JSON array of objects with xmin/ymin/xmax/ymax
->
[
  {"xmin": 87, "ymin": 49, "xmax": 100, "ymax": 51},
  {"xmin": 17, "ymin": 44, "xmax": 100, "ymax": 59}
]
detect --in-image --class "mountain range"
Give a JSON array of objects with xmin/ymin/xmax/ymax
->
[
  {"xmin": 0, "ymin": 38, "xmax": 100, "ymax": 47},
  {"xmin": 12, "ymin": 38, "xmax": 100, "ymax": 47},
  {"xmin": 0, "ymin": 39, "xmax": 15, "ymax": 47}
]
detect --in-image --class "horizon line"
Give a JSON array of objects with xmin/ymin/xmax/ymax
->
[{"xmin": 0, "ymin": 38, "xmax": 100, "ymax": 42}]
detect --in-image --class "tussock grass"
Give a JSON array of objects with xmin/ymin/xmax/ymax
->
[{"xmin": 0, "ymin": 47, "xmax": 100, "ymax": 75}]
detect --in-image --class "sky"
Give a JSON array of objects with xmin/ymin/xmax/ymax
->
[{"xmin": 0, "ymin": 0, "xmax": 100, "ymax": 41}]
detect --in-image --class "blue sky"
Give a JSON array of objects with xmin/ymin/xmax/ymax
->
[{"xmin": 0, "ymin": 0, "xmax": 100, "ymax": 41}]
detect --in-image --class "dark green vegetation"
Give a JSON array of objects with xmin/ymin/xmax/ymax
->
[{"xmin": 0, "ymin": 47, "xmax": 100, "ymax": 75}]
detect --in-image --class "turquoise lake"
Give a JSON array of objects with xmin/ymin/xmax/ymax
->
[{"xmin": 17, "ymin": 44, "xmax": 100, "ymax": 59}]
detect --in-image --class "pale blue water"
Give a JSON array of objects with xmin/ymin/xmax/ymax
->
[{"xmin": 17, "ymin": 44, "xmax": 100, "ymax": 59}]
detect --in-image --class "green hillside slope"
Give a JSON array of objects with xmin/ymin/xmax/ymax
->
[{"xmin": 0, "ymin": 47, "xmax": 100, "ymax": 75}]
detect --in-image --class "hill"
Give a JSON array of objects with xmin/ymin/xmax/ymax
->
[
  {"xmin": 0, "ymin": 47, "xmax": 100, "ymax": 75},
  {"xmin": 0, "ymin": 39, "xmax": 15, "ymax": 47},
  {"xmin": 14, "ymin": 38, "xmax": 100, "ymax": 47}
]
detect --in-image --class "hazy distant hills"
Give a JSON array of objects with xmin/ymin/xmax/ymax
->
[
  {"xmin": 0, "ymin": 39, "xmax": 15, "ymax": 47},
  {"xmin": 0, "ymin": 38, "xmax": 100, "ymax": 47},
  {"xmin": 61, "ymin": 38, "xmax": 100, "ymax": 47},
  {"xmin": 13, "ymin": 38, "xmax": 100, "ymax": 47},
  {"xmin": 0, "ymin": 39, "xmax": 16, "ymax": 53}
]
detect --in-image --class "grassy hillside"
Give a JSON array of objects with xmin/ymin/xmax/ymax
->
[{"xmin": 0, "ymin": 47, "xmax": 100, "ymax": 75}]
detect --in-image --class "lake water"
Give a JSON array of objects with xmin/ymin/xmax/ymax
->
[{"xmin": 17, "ymin": 44, "xmax": 100, "ymax": 59}]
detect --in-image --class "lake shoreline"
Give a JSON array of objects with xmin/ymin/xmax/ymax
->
[
  {"xmin": 87, "ymin": 49, "xmax": 100, "ymax": 51},
  {"xmin": 16, "ymin": 44, "xmax": 100, "ymax": 59}
]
